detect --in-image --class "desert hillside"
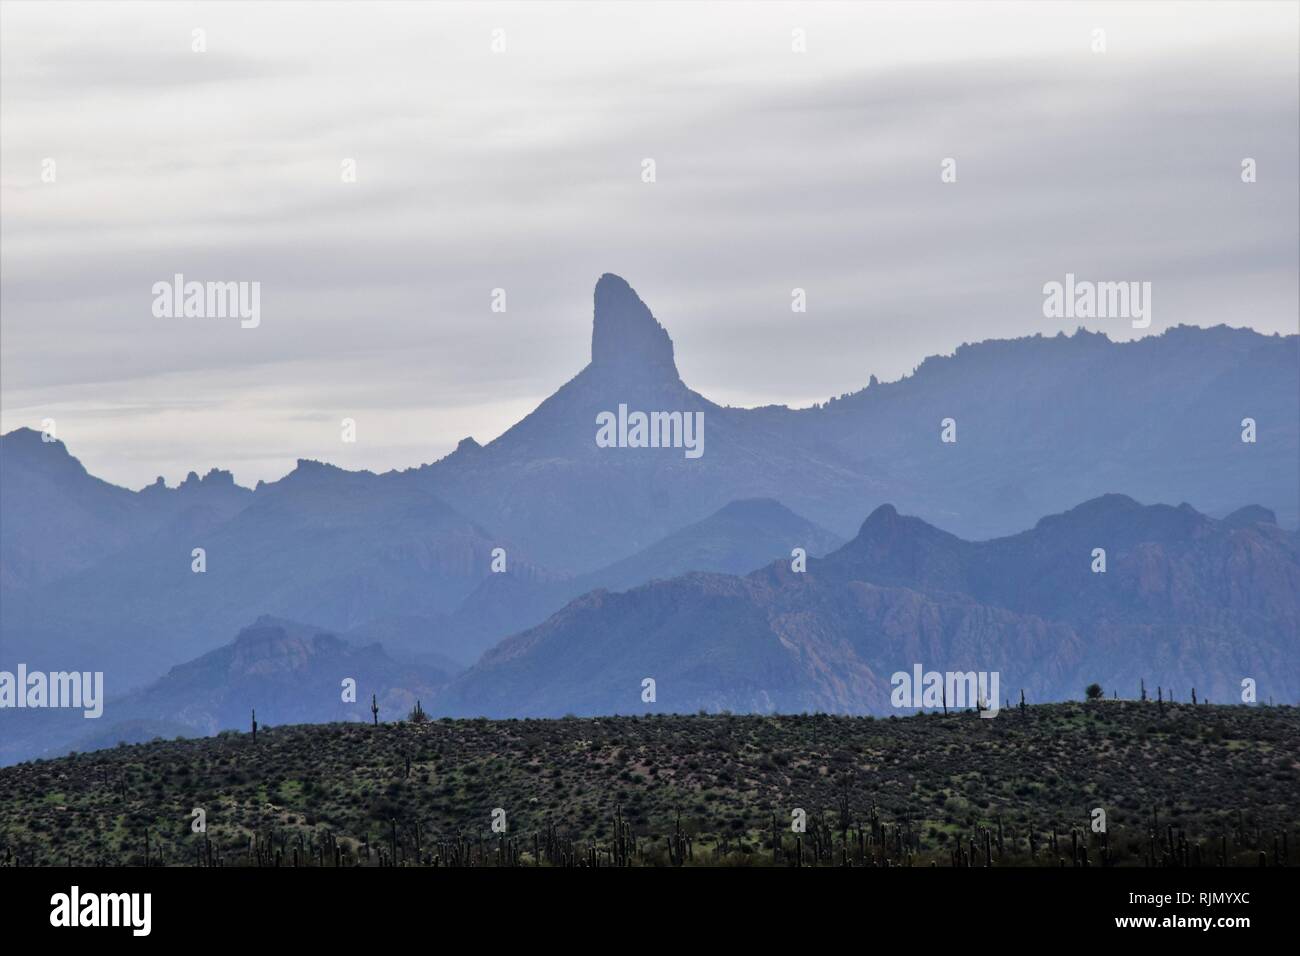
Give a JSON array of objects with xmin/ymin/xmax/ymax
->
[{"xmin": 1, "ymin": 701, "xmax": 1295, "ymax": 867}]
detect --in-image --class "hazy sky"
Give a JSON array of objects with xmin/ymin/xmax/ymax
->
[{"xmin": 2, "ymin": 1, "xmax": 1297, "ymax": 488}]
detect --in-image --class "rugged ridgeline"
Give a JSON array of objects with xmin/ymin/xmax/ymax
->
[
  {"xmin": 1, "ymin": 274, "xmax": 1296, "ymax": 750},
  {"xmin": 0, "ymin": 447, "xmax": 509, "ymax": 691},
  {"xmin": 0, "ymin": 705, "xmax": 1295, "ymax": 867},
  {"xmin": 406, "ymin": 275, "xmax": 1299, "ymax": 570},
  {"xmin": 438, "ymin": 496, "xmax": 1300, "ymax": 717}
]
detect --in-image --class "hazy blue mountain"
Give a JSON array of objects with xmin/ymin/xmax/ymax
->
[
  {"xmin": 342, "ymin": 615, "xmax": 468, "ymax": 672},
  {"xmin": 798, "ymin": 324, "xmax": 1299, "ymax": 539},
  {"xmin": 2, "ymin": 616, "xmax": 456, "ymax": 764},
  {"xmin": 442, "ymin": 497, "xmax": 843, "ymax": 661},
  {"xmin": 0, "ymin": 459, "xmax": 516, "ymax": 691},
  {"xmin": 580, "ymin": 497, "xmax": 843, "ymax": 592},
  {"xmin": 0, "ymin": 428, "xmax": 251, "ymax": 590},
  {"xmin": 436, "ymin": 496, "xmax": 1299, "ymax": 718}
]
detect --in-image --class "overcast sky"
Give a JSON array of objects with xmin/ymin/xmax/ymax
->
[{"xmin": 2, "ymin": 1, "xmax": 1297, "ymax": 488}]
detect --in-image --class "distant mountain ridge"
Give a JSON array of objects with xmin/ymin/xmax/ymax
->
[
  {"xmin": 0, "ymin": 452, "xmax": 512, "ymax": 690},
  {"xmin": 0, "ymin": 427, "xmax": 251, "ymax": 590},
  {"xmin": 440, "ymin": 497, "xmax": 843, "ymax": 660},
  {"xmin": 437, "ymin": 495, "xmax": 1299, "ymax": 718}
]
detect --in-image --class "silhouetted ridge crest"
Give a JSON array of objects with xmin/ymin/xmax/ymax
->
[
  {"xmin": 1030, "ymin": 494, "xmax": 1212, "ymax": 544},
  {"xmin": 715, "ymin": 497, "xmax": 791, "ymax": 519},
  {"xmin": 1223, "ymin": 504, "xmax": 1277, "ymax": 527},
  {"xmin": 852, "ymin": 503, "xmax": 948, "ymax": 543}
]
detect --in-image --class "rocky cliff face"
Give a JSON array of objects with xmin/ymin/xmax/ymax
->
[{"xmin": 590, "ymin": 273, "xmax": 678, "ymax": 381}]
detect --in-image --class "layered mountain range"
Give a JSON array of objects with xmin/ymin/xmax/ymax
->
[
  {"xmin": 439, "ymin": 496, "xmax": 1298, "ymax": 717},
  {"xmin": 1, "ymin": 274, "xmax": 1296, "ymax": 761}
]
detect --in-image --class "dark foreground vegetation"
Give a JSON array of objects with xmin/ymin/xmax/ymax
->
[{"xmin": 1, "ymin": 702, "xmax": 1296, "ymax": 867}]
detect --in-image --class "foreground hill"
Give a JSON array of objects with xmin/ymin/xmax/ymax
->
[
  {"xmin": 0, "ymin": 703, "xmax": 1294, "ymax": 867},
  {"xmin": 438, "ymin": 495, "xmax": 1300, "ymax": 717}
]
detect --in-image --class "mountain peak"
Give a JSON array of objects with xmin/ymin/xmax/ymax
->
[
  {"xmin": 1031, "ymin": 494, "xmax": 1214, "ymax": 545},
  {"xmin": 1, "ymin": 426, "xmax": 89, "ymax": 483},
  {"xmin": 175, "ymin": 470, "xmax": 236, "ymax": 490},
  {"xmin": 1222, "ymin": 504, "xmax": 1277, "ymax": 528},
  {"xmin": 590, "ymin": 274, "xmax": 678, "ymax": 379},
  {"xmin": 288, "ymin": 458, "xmax": 343, "ymax": 479},
  {"xmin": 229, "ymin": 617, "xmax": 349, "ymax": 676},
  {"xmin": 2, "ymin": 426, "xmax": 69, "ymax": 457},
  {"xmin": 1032, "ymin": 493, "xmax": 1144, "ymax": 531},
  {"xmin": 844, "ymin": 503, "xmax": 961, "ymax": 561},
  {"xmin": 715, "ymin": 497, "xmax": 789, "ymax": 519},
  {"xmin": 857, "ymin": 503, "xmax": 901, "ymax": 535}
]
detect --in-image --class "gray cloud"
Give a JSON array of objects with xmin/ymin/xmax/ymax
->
[{"xmin": 2, "ymin": 1, "xmax": 1296, "ymax": 487}]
